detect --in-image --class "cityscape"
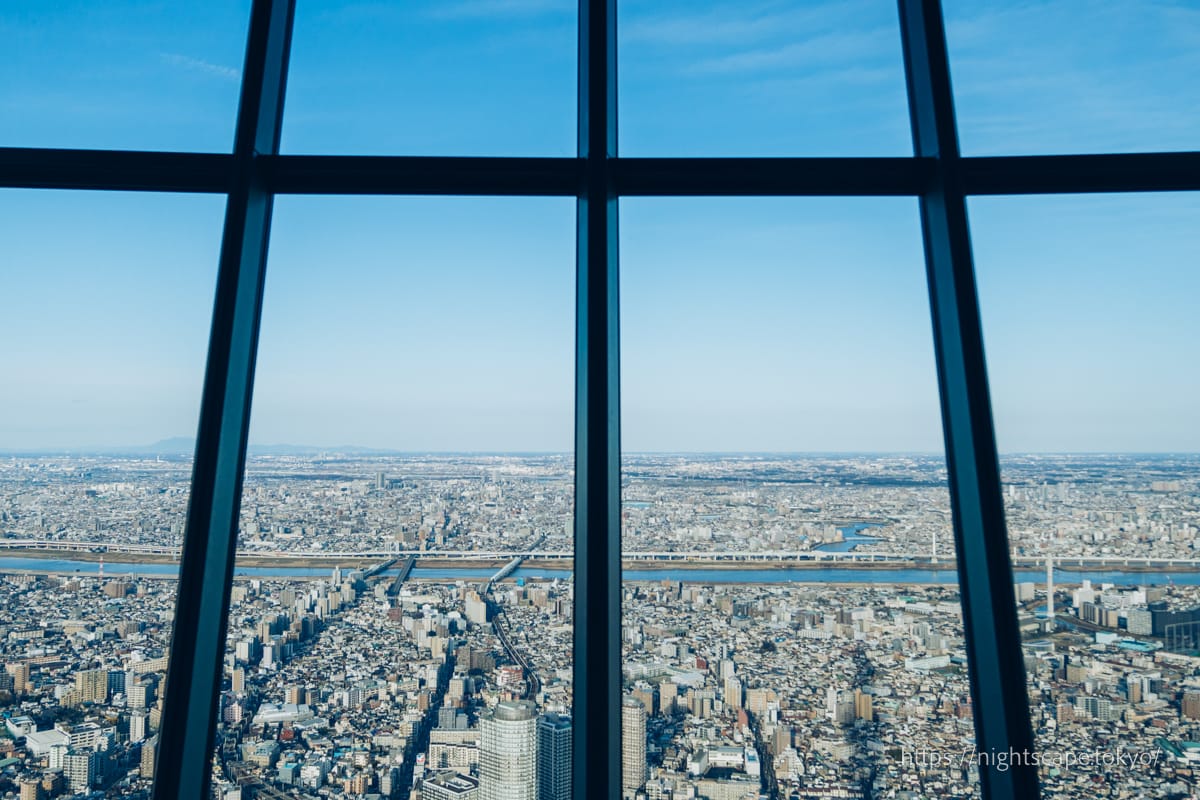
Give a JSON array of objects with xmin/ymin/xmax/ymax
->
[
  {"xmin": 0, "ymin": 451, "xmax": 1197, "ymax": 800},
  {"xmin": 3, "ymin": 4, "xmax": 1196, "ymax": 800}
]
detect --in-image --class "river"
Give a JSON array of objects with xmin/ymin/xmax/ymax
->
[
  {"xmin": 811, "ymin": 522, "xmax": 884, "ymax": 553},
  {"xmin": 0, "ymin": 556, "xmax": 1195, "ymax": 586}
]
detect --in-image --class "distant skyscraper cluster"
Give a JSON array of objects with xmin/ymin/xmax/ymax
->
[{"xmin": 470, "ymin": 701, "xmax": 573, "ymax": 800}]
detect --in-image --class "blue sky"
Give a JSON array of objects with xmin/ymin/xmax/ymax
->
[{"xmin": 1, "ymin": 1, "xmax": 1197, "ymax": 452}]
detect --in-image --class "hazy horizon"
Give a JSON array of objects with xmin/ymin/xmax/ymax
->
[{"xmin": 3, "ymin": 437, "xmax": 1199, "ymax": 459}]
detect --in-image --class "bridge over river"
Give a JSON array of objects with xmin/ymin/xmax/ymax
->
[{"xmin": 0, "ymin": 539, "xmax": 1197, "ymax": 571}]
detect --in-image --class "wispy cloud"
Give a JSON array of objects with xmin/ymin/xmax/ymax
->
[
  {"xmin": 160, "ymin": 53, "xmax": 239, "ymax": 82},
  {"xmin": 943, "ymin": 0, "xmax": 1200, "ymax": 155},
  {"xmin": 621, "ymin": 0, "xmax": 877, "ymax": 47},
  {"xmin": 427, "ymin": 0, "xmax": 573, "ymax": 20},
  {"xmin": 686, "ymin": 28, "xmax": 894, "ymax": 77},
  {"xmin": 619, "ymin": 0, "xmax": 900, "ymax": 93}
]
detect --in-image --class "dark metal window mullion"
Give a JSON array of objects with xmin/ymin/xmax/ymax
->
[
  {"xmin": 5, "ymin": 151, "xmax": 1200, "ymax": 197},
  {"xmin": 153, "ymin": 3, "xmax": 295, "ymax": 800},
  {"xmin": 574, "ymin": 0, "xmax": 621, "ymax": 799},
  {"xmin": 896, "ymin": 2, "xmax": 1040, "ymax": 799}
]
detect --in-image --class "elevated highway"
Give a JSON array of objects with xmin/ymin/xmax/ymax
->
[{"xmin": 2, "ymin": 539, "xmax": 1198, "ymax": 570}]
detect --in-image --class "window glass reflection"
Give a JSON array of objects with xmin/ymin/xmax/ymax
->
[
  {"xmin": 0, "ymin": 189, "xmax": 223, "ymax": 795},
  {"xmin": 211, "ymin": 197, "xmax": 576, "ymax": 799},
  {"xmin": 973, "ymin": 193, "xmax": 1200, "ymax": 796},
  {"xmin": 620, "ymin": 198, "xmax": 982, "ymax": 799}
]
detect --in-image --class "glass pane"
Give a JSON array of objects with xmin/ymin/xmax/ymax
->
[
  {"xmin": 973, "ymin": 193, "xmax": 1200, "ymax": 796},
  {"xmin": 619, "ymin": 0, "xmax": 912, "ymax": 156},
  {"xmin": 0, "ymin": 2, "xmax": 250, "ymax": 152},
  {"xmin": 945, "ymin": 1, "xmax": 1200, "ymax": 155},
  {"xmin": 620, "ymin": 198, "xmax": 982, "ymax": 800},
  {"xmin": 211, "ymin": 198, "xmax": 574, "ymax": 799},
  {"xmin": 0, "ymin": 189, "xmax": 222, "ymax": 794},
  {"xmin": 282, "ymin": 3, "xmax": 576, "ymax": 156}
]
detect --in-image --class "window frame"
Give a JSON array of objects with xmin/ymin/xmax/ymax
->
[{"xmin": 2, "ymin": 1, "xmax": 1198, "ymax": 799}]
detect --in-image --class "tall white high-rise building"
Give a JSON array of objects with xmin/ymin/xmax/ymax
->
[
  {"xmin": 537, "ymin": 713, "xmax": 572, "ymax": 800},
  {"xmin": 64, "ymin": 751, "xmax": 99, "ymax": 793},
  {"xmin": 621, "ymin": 697, "xmax": 647, "ymax": 797},
  {"xmin": 723, "ymin": 676, "xmax": 743, "ymax": 710},
  {"xmin": 481, "ymin": 700, "xmax": 537, "ymax": 800},
  {"xmin": 1046, "ymin": 555, "xmax": 1055, "ymax": 632},
  {"xmin": 130, "ymin": 709, "xmax": 149, "ymax": 743}
]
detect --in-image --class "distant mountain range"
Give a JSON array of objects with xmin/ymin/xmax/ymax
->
[
  {"xmin": 1, "ymin": 438, "xmax": 407, "ymax": 457},
  {"xmin": 140, "ymin": 438, "xmax": 406, "ymax": 456}
]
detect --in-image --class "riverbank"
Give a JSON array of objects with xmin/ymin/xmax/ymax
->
[
  {"xmin": 0, "ymin": 548, "xmax": 370, "ymax": 568},
  {"xmin": 3, "ymin": 548, "xmax": 1200, "ymax": 574},
  {"xmin": 3, "ymin": 554, "xmax": 1200, "ymax": 588}
]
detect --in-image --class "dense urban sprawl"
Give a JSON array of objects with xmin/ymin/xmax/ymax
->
[{"xmin": 0, "ymin": 453, "xmax": 1197, "ymax": 800}]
